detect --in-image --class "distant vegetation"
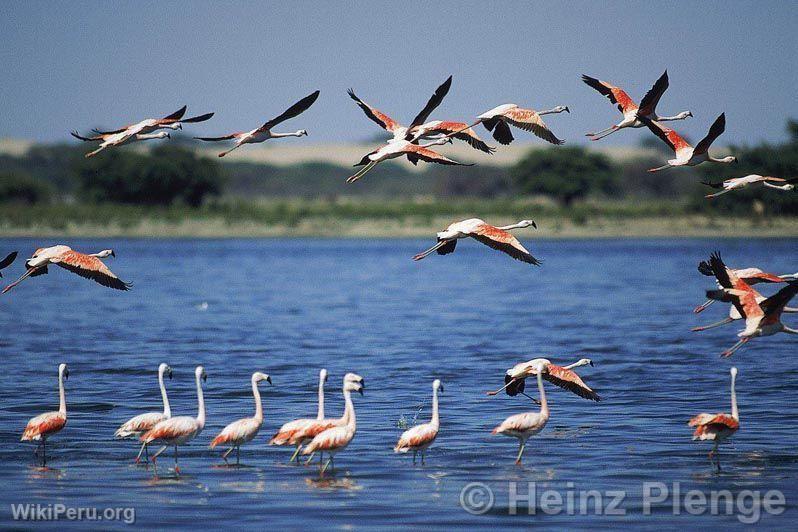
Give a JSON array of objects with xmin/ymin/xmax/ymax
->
[{"xmin": 0, "ymin": 120, "xmax": 796, "ymax": 224}]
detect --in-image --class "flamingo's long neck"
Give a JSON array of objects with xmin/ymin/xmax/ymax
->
[
  {"xmin": 658, "ymin": 112, "xmax": 689, "ymax": 121},
  {"xmin": 497, "ymin": 221, "xmax": 525, "ymax": 231},
  {"xmin": 159, "ymin": 368, "xmax": 171, "ymax": 418},
  {"xmin": 271, "ymin": 131, "xmax": 304, "ymax": 138},
  {"xmin": 58, "ymin": 368, "xmax": 66, "ymax": 416},
  {"xmin": 536, "ymin": 370, "xmax": 548, "ymax": 418},
  {"xmin": 730, "ymin": 371, "xmax": 738, "ymax": 420},
  {"xmin": 195, "ymin": 373, "xmax": 206, "ymax": 430},
  {"xmin": 317, "ymin": 375, "xmax": 325, "ymax": 420},
  {"xmin": 563, "ymin": 359, "xmax": 588, "ymax": 370},
  {"xmin": 431, "ymin": 386, "xmax": 440, "ymax": 427},
  {"xmin": 252, "ymin": 377, "xmax": 263, "ymax": 422},
  {"xmin": 343, "ymin": 389, "xmax": 356, "ymax": 430},
  {"xmin": 538, "ymin": 107, "xmax": 563, "ymax": 116}
]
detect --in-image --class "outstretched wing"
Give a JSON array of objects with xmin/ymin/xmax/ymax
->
[
  {"xmin": 694, "ymin": 113, "xmax": 726, "ymax": 155},
  {"xmin": 347, "ymin": 89, "xmax": 401, "ymax": 132},
  {"xmin": 638, "ymin": 115, "xmax": 690, "ymax": 154},
  {"xmin": 581, "ymin": 74, "xmax": 637, "ymax": 113},
  {"xmin": 193, "ymin": 134, "xmax": 237, "ymax": 142},
  {"xmin": 467, "ymin": 223, "xmax": 540, "ymax": 265},
  {"xmin": 503, "ymin": 108, "xmax": 564, "ymax": 145},
  {"xmin": 405, "ymin": 75, "xmax": 452, "ymax": 133},
  {"xmin": 70, "ymin": 130, "xmax": 103, "ymax": 142},
  {"xmin": 490, "ymin": 120, "xmax": 514, "ymax": 145},
  {"xmin": 53, "ymin": 250, "xmax": 131, "ymax": 291},
  {"xmin": 259, "ymin": 90, "xmax": 320, "ymax": 132},
  {"xmin": 543, "ymin": 364, "xmax": 601, "ymax": 401},
  {"xmin": 161, "ymin": 105, "xmax": 187, "ymax": 122},
  {"xmin": 638, "ymin": 70, "xmax": 669, "ymax": 117},
  {"xmin": 0, "ymin": 251, "xmax": 17, "ymax": 270},
  {"xmin": 701, "ymin": 181, "xmax": 725, "ymax": 190},
  {"xmin": 422, "ymin": 122, "xmax": 494, "ymax": 153},
  {"xmin": 403, "ymin": 144, "xmax": 471, "ymax": 166},
  {"xmin": 760, "ymin": 281, "xmax": 798, "ymax": 318}
]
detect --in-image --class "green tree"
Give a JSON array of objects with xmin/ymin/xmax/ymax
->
[
  {"xmin": 0, "ymin": 171, "xmax": 54, "ymax": 204},
  {"xmin": 511, "ymin": 146, "xmax": 617, "ymax": 206}
]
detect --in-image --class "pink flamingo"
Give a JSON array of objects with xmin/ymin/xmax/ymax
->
[
  {"xmin": 689, "ymin": 367, "xmax": 739, "ymax": 470},
  {"xmin": 210, "ymin": 372, "xmax": 271, "ymax": 465},
  {"xmin": 115, "ymin": 363, "xmax": 173, "ymax": 463},
  {"xmin": 487, "ymin": 358, "xmax": 599, "ymax": 402},
  {"xmin": 21, "ymin": 363, "xmax": 69, "ymax": 466},
  {"xmin": 413, "ymin": 218, "xmax": 539, "ymax": 264},
  {"xmin": 394, "ymin": 379, "xmax": 442, "ymax": 464},
  {"xmin": 269, "ymin": 369, "xmax": 328, "ymax": 462},
  {"xmin": 639, "ymin": 113, "xmax": 736, "ymax": 172}
]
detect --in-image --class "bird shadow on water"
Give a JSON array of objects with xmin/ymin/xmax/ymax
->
[{"xmin": 26, "ymin": 464, "xmax": 65, "ymax": 480}]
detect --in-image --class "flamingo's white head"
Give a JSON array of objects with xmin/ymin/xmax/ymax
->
[
  {"xmin": 59, "ymin": 363, "xmax": 69, "ymax": 380},
  {"xmin": 165, "ymin": 123, "xmax": 182, "ymax": 131},
  {"xmin": 298, "ymin": 129, "xmax": 308, "ymax": 136},
  {"xmin": 721, "ymin": 156, "xmax": 738, "ymax": 164},
  {"xmin": 518, "ymin": 220, "xmax": 537, "ymax": 229},
  {"xmin": 574, "ymin": 358, "xmax": 594, "ymax": 368},
  {"xmin": 433, "ymin": 379, "xmax": 444, "ymax": 394},
  {"xmin": 344, "ymin": 379, "xmax": 364, "ymax": 396},
  {"xmin": 195, "ymin": 365, "xmax": 207, "ymax": 382},
  {"xmin": 344, "ymin": 372, "xmax": 364, "ymax": 387},
  {"xmin": 678, "ymin": 111, "xmax": 693, "ymax": 119},
  {"xmin": 26, "ymin": 245, "xmax": 69, "ymax": 268},
  {"xmin": 158, "ymin": 363, "xmax": 173, "ymax": 380},
  {"xmin": 155, "ymin": 132, "xmax": 171, "ymax": 139},
  {"xmin": 551, "ymin": 105, "xmax": 570, "ymax": 114},
  {"xmin": 95, "ymin": 249, "xmax": 115, "ymax": 258},
  {"xmin": 252, "ymin": 372, "xmax": 272, "ymax": 385},
  {"xmin": 730, "ymin": 367, "xmax": 738, "ymax": 378},
  {"xmin": 319, "ymin": 368, "xmax": 328, "ymax": 383}
]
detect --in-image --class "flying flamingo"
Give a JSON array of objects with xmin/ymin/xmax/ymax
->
[
  {"xmin": 3, "ymin": 247, "xmax": 130, "ymax": 294},
  {"xmin": 487, "ymin": 358, "xmax": 600, "ymax": 402},
  {"xmin": 210, "ymin": 372, "xmax": 272, "ymax": 466},
  {"xmin": 114, "ymin": 363, "xmax": 173, "ymax": 463},
  {"xmin": 71, "ymin": 128, "xmax": 171, "ymax": 158},
  {"xmin": 693, "ymin": 288, "xmax": 798, "ymax": 332},
  {"xmin": 492, "ymin": 360, "xmax": 549, "ymax": 464},
  {"xmin": 140, "ymin": 366, "xmax": 206, "ymax": 475},
  {"xmin": 348, "ymin": 77, "xmax": 494, "ymax": 153},
  {"xmin": 639, "ymin": 113, "xmax": 737, "ymax": 172},
  {"xmin": 21, "ymin": 363, "xmax": 69, "ymax": 466},
  {"xmin": 0, "ymin": 251, "xmax": 17, "ymax": 277},
  {"xmin": 413, "ymin": 218, "xmax": 540, "ymax": 264},
  {"xmin": 582, "ymin": 71, "xmax": 692, "ymax": 140},
  {"xmin": 689, "ymin": 367, "xmax": 739, "ymax": 470},
  {"xmin": 269, "ymin": 369, "xmax": 328, "ymax": 462},
  {"xmin": 301, "ymin": 376, "xmax": 364, "ymax": 475},
  {"xmin": 88, "ymin": 105, "xmax": 214, "ymax": 137},
  {"xmin": 470, "ymin": 103, "xmax": 569, "ymax": 146},
  {"xmin": 704, "ymin": 253, "xmax": 798, "ymax": 356},
  {"xmin": 346, "ymin": 137, "xmax": 471, "ymax": 183},
  {"xmin": 694, "ymin": 255, "xmax": 789, "ymax": 314},
  {"xmin": 701, "ymin": 175, "xmax": 796, "ymax": 198},
  {"xmin": 394, "ymin": 379, "xmax": 442, "ymax": 464},
  {"xmin": 194, "ymin": 90, "xmax": 320, "ymax": 157}
]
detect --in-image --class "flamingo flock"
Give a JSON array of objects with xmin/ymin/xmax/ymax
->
[{"xmin": 10, "ymin": 70, "xmax": 798, "ymax": 476}]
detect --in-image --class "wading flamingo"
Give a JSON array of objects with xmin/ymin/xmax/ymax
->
[
  {"xmin": 488, "ymin": 358, "xmax": 599, "ymax": 402},
  {"xmin": 705, "ymin": 253, "xmax": 798, "ymax": 356},
  {"xmin": 472, "ymin": 103, "xmax": 569, "ymax": 145},
  {"xmin": 394, "ymin": 379, "xmax": 442, "ymax": 464},
  {"xmin": 0, "ymin": 251, "xmax": 17, "ymax": 277},
  {"xmin": 492, "ymin": 360, "xmax": 549, "ymax": 464},
  {"xmin": 210, "ymin": 372, "xmax": 272, "ymax": 466},
  {"xmin": 413, "ymin": 218, "xmax": 540, "ymax": 264},
  {"xmin": 639, "ymin": 113, "xmax": 736, "ymax": 172},
  {"xmin": 140, "ymin": 366, "xmax": 206, "ymax": 475},
  {"xmin": 276, "ymin": 373, "xmax": 364, "ymax": 466},
  {"xmin": 689, "ymin": 367, "xmax": 739, "ymax": 471},
  {"xmin": 194, "ymin": 90, "xmax": 320, "ymax": 157},
  {"xmin": 3, "ymin": 247, "xmax": 129, "ymax": 294},
  {"xmin": 114, "ymin": 363, "xmax": 173, "ymax": 463},
  {"xmin": 701, "ymin": 175, "xmax": 796, "ymax": 198},
  {"xmin": 21, "ymin": 363, "xmax": 69, "ymax": 466},
  {"xmin": 71, "ymin": 129, "xmax": 170, "ymax": 158},
  {"xmin": 582, "ymin": 71, "xmax": 692, "ymax": 140},
  {"xmin": 694, "ymin": 255, "xmax": 788, "ymax": 314},
  {"xmin": 89, "ymin": 105, "xmax": 214, "ymax": 137},
  {"xmin": 301, "ymin": 377, "xmax": 364, "ymax": 475},
  {"xmin": 346, "ymin": 137, "xmax": 471, "ymax": 183},
  {"xmin": 269, "ymin": 369, "xmax": 328, "ymax": 462}
]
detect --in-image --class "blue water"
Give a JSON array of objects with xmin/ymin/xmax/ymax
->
[{"xmin": 0, "ymin": 237, "xmax": 796, "ymax": 529}]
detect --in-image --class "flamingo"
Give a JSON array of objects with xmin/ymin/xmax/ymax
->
[
  {"xmin": 301, "ymin": 376, "xmax": 364, "ymax": 475},
  {"xmin": 694, "ymin": 254, "xmax": 793, "ymax": 315},
  {"xmin": 472, "ymin": 103, "xmax": 569, "ymax": 146},
  {"xmin": 140, "ymin": 366, "xmax": 206, "ymax": 475},
  {"xmin": 639, "ymin": 113, "xmax": 736, "ymax": 172},
  {"xmin": 487, "ymin": 358, "xmax": 600, "ymax": 402},
  {"xmin": 88, "ymin": 105, "xmax": 214, "ymax": 137},
  {"xmin": 582, "ymin": 71, "xmax": 692, "ymax": 140},
  {"xmin": 689, "ymin": 367, "xmax": 739, "ymax": 471},
  {"xmin": 346, "ymin": 137, "xmax": 471, "ymax": 183},
  {"xmin": 0, "ymin": 251, "xmax": 17, "ymax": 277},
  {"xmin": 194, "ymin": 90, "xmax": 319, "ymax": 157},
  {"xmin": 114, "ymin": 363, "xmax": 173, "ymax": 464},
  {"xmin": 348, "ymin": 77, "xmax": 493, "ymax": 153},
  {"xmin": 71, "ymin": 128, "xmax": 171, "ymax": 158},
  {"xmin": 492, "ymin": 360, "xmax": 549, "ymax": 464},
  {"xmin": 210, "ymin": 372, "xmax": 272, "ymax": 466},
  {"xmin": 394, "ymin": 379, "xmax": 442, "ymax": 464},
  {"xmin": 693, "ymin": 288, "xmax": 798, "ymax": 332},
  {"xmin": 2, "ymin": 246, "xmax": 130, "ymax": 294},
  {"xmin": 704, "ymin": 253, "xmax": 798, "ymax": 356},
  {"xmin": 412, "ymin": 218, "xmax": 540, "ymax": 264},
  {"xmin": 21, "ymin": 363, "xmax": 69, "ymax": 466},
  {"xmin": 269, "ymin": 369, "xmax": 328, "ymax": 462},
  {"xmin": 701, "ymin": 175, "xmax": 796, "ymax": 198}
]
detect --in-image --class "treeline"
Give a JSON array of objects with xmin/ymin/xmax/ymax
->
[{"xmin": 1, "ymin": 120, "xmax": 796, "ymax": 215}]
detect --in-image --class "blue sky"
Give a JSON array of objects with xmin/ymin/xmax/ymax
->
[{"xmin": 1, "ymin": 1, "xmax": 796, "ymax": 146}]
